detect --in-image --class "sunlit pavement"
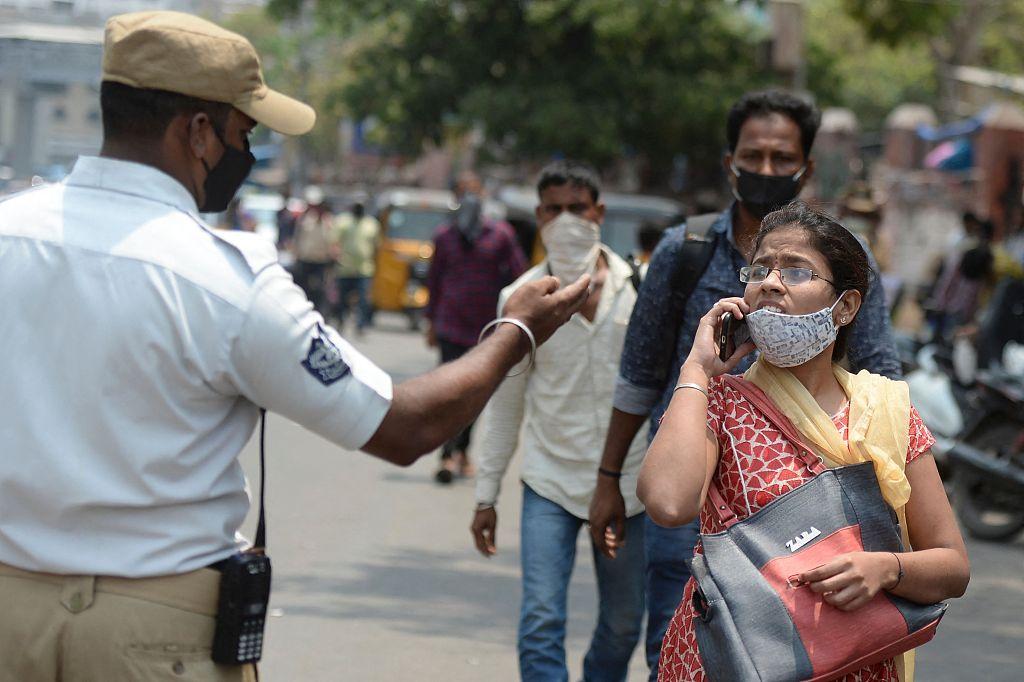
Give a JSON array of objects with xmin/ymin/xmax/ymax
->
[{"xmin": 239, "ymin": 313, "xmax": 1024, "ymax": 681}]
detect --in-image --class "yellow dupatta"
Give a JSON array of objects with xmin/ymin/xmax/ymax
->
[{"xmin": 744, "ymin": 359, "xmax": 917, "ymax": 682}]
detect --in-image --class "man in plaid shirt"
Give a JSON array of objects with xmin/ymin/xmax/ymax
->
[{"xmin": 426, "ymin": 171, "xmax": 528, "ymax": 483}]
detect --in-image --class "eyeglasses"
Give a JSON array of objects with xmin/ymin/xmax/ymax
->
[{"xmin": 739, "ymin": 265, "xmax": 835, "ymax": 287}]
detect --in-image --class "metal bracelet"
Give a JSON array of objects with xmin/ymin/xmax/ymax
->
[
  {"xmin": 673, "ymin": 382, "xmax": 709, "ymax": 400},
  {"xmin": 475, "ymin": 502, "xmax": 495, "ymax": 512},
  {"xmin": 478, "ymin": 317, "xmax": 537, "ymax": 377}
]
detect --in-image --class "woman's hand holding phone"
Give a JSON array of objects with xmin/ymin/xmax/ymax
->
[{"xmin": 680, "ymin": 297, "xmax": 757, "ymax": 383}]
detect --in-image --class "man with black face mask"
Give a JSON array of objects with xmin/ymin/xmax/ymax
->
[
  {"xmin": 0, "ymin": 12, "xmax": 589, "ymax": 679},
  {"xmin": 588, "ymin": 89, "xmax": 902, "ymax": 680}
]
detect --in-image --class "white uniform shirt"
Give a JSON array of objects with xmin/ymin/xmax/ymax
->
[
  {"xmin": 475, "ymin": 247, "xmax": 649, "ymax": 519},
  {"xmin": 0, "ymin": 157, "xmax": 393, "ymax": 577}
]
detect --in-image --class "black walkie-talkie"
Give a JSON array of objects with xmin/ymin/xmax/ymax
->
[
  {"xmin": 211, "ymin": 551, "xmax": 272, "ymax": 664},
  {"xmin": 211, "ymin": 409, "xmax": 272, "ymax": 665}
]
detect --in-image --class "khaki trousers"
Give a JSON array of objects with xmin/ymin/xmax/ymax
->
[{"xmin": 0, "ymin": 562, "xmax": 258, "ymax": 682}]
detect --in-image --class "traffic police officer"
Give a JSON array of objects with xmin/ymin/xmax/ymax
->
[{"xmin": 0, "ymin": 11, "xmax": 587, "ymax": 681}]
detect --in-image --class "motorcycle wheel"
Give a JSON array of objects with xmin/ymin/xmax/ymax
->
[{"xmin": 953, "ymin": 422, "xmax": 1024, "ymax": 542}]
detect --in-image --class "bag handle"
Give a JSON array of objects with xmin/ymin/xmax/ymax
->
[{"xmin": 705, "ymin": 375, "xmax": 828, "ymax": 528}]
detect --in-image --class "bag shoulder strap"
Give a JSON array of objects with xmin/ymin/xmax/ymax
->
[
  {"xmin": 706, "ymin": 376, "xmax": 828, "ymax": 528},
  {"xmin": 719, "ymin": 375, "xmax": 827, "ymax": 471}
]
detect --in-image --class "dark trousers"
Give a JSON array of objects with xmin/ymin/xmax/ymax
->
[
  {"xmin": 336, "ymin": 276, "xmax": 373, "ymax": 330},
  {"xmin": 438, "ymin": 337, "xmax": 474, "ymax": 458},
  {"xmin": 293, "ymin": 260, "xmax": 331, "ymax": 314}
]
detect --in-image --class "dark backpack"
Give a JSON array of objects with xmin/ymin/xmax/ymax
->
[
  {"xmin": 627, "ymin": 213, "xmax": 717, "ymax": 294},
  {"xmin": 670, "ymin": 213, "xmax": 718, "ymax": 303}
]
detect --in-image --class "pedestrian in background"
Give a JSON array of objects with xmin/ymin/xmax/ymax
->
[
  {"xmin": 333, "ymin": 197, "xmax": 380, "ymax": 336},
  {"xmin": 0, "ymin": 11, "xmax": 589, "ymax": 681},
  {"xmin": 589, "ymin": 89, "xmax": 903, "ymax": 679},
  {"xmin": 292, "ymin": 185, "xmax": 334, "ymax": 313},
  {"xmin": 471, "ymin": 161, "xmax": 648, "ymax": 682},
  {"xmin": 276, "ymin": 187, "xmax": 297, "ymax": 258},
  {"xmin": 426, "ymin": 170, "xmax": 528, "ymax": 484}
]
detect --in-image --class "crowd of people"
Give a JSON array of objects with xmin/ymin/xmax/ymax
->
[{"xmin": 0, "ymin": 9, "xmax": 976, "ymax": 682}]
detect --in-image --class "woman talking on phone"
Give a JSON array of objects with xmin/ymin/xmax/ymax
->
[{"xmin": 638, "ymin": 201, "xmax": 969, "ymax": 682}]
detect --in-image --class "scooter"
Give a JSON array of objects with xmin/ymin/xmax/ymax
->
[
  {"xmin": 945, "ymin": 366, "xmax": 1024, "ymax": 541},
  {"xmin": 904, "ymin": 343, "xmax": 973, "ymax": 479}
]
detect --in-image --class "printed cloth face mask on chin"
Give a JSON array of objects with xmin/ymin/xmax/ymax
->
[{"xmin": 745, "ymin": 292, "xmax": 849, "ymax": 368}]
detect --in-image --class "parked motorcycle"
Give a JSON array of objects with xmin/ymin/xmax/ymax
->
[
  {"xmin": 946, "ymin": 367, "xmax": 1024, "ymax": 541},
  {"xmin": 904, "ymin": 342, "xmax": 972, "ymax": 479}
]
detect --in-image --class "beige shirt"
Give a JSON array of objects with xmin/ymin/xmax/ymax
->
[
  {"xmin": 476, "ymin": 247, "xmax": 648, "ymax": 518},
  {"xmin": 334, "ymin": 213, "xmax": 380, "ymax": 278},
  {"xmin": 294, "ymin": 209, "xmax": 334, "ymax": 263}
]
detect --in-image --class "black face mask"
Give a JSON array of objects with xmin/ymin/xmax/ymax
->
[
  {"xmin": 199, "ymin": 127, "xmax": 255, "ymax": 213},
  {"xmin": 455, "ymin": 193, "xmax": 484, "ymax": 245},
  {"xmin": 730, "ymin": 163, "xmax": 806, "ymax": 218}
]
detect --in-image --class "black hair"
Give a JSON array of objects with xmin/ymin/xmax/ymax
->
[
  {"xmin": 959, "ymin": 245, "xmax": 993, "ymax": 281},
  {"xmin": 979, "ymin": 219, "xmax": 995, "ymax": 242},
  {"xmin": 536, "ymin": 160, "xmax": 601, "ymax": 203},
  {"xmin": 754, "ymin": 201, "xmax": 871, "ymax": 361},
  {"xmin": 100, "ymin": 81, "xmax": 232, "ymax": 142},
  {"xmin": 727, "ymin": 89, "xmax": 821, "ymax": 159},
  {"xmin": 638, "ymin": 220, "xmax": 664, "ymax": 253}
]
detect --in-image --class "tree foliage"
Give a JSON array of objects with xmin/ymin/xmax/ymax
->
[
  {"xmin": 807, "ymin": 0, "xmax": 938, "ymax": 131},
  {"xmin": 841, "ymin": 0, "xmax": 1024, "ymax": 119},
  {"xmin": 269, "ymin": 0, "xmax": 774, "ymax": 185},
  {"xmin": 257, "ymin": 0, "xmax": 1024, "ymax": 186},
  {"xmin": 841, "ymin": 0, "xmax": 957, "ymax": 47}
]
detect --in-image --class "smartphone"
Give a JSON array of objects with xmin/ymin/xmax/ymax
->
[{"xmin": 718, "ymin": 312, "xmax": 751, "ymax": 362}]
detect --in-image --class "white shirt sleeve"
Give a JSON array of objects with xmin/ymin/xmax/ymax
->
[
  {"xmin": 228, "ymin": 265, "xmax": 393, "ymax": 451},
  {"xmin": 475, "ymin": 357, "xmax": 529, "ymax": 505},
  {"xmin": 474, "ymin": 288, "xmax": 530, "ymax": 505}
]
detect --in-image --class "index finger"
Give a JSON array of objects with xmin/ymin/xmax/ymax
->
[{"xmin": 799, "ymin": 560, "xmax": 842, "ymax": 584}]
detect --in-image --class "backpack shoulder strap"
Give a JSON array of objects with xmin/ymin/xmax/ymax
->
[
  {"xmin": 628, "ymin": 257, "xmax": 643, "ymax": 292},
  {"xmin": 683, "ymin": 212, "xmax": 720, "ymax": 241},
  {"xmin": 669, "ymin": 218, "xmax": 717, "ymax": 306}
]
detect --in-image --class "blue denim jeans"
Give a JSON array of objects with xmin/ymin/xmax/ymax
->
[
  {"xmin": 643, "ymin": 515, "xmax": 699, "ymax": 681},
  {"xmin": 518, "ymin": 484, "xmax": 645, "ymax": 682}
]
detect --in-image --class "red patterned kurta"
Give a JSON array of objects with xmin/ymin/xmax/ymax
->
[{"xmin": 657, "ymin": 376, "xmax": 936, "ymax": 682}]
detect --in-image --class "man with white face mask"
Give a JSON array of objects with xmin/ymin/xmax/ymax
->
[{"xmin": 471, "ymin": 161, "xmax": 648, "ymax": 681}]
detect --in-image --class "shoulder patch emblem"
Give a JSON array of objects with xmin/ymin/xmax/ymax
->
[{"xmin": 301, "ymin": 324, "xmax": 351, "ymax": 385}]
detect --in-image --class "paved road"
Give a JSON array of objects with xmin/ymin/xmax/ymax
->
[{"xmin": 241, "ymin": 315, "xmax": 1024, "ymax": 681}]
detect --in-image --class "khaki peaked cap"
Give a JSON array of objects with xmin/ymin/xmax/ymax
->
[{"xmin": 102, "ymin": 10, "xmax": 315, "ymax": 136}]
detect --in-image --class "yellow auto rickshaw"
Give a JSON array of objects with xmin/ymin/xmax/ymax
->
[{"xmin": 370, "ymin": 188, "xmax": 458, "ymax": 329}]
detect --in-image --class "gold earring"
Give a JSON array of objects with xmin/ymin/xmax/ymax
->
[{"xmin": 841, "ymin": 316, "xmax": 847, "ymax": 324}]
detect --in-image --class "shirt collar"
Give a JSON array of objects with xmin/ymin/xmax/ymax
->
[
  {"xmin": 64, "ymin": 156, "xmax": 200, "ymax": 216},
  {"xmin": 601, "ymin": 244, "xmax": 632, "ymax": 293}
]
